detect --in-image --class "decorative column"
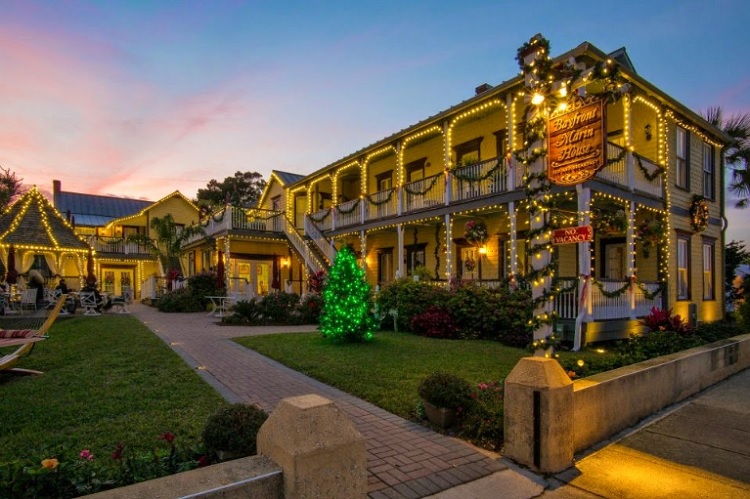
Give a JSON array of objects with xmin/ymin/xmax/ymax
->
[
  {"xmin": 443, "ymin": 120, "xmax": 452, "ymax": 205},
  {"xmin": 627, "ymin": 201, "xmax": 636, "ymax": 319},
  {"xmin": 509, "ymin": 201, "xmax": 518, "ymax": 279},
  {"xmin": 396, "ymin": 224, "xmax": 405, "ymax": 279},
  {"xmin": 575, "ymin": 185, "xmax": 592, "ymax": 351},
  {"xmin": 444, "ymin": 214, "xmax": 453, "ymax": 280},
  {"xmin": 360, "ymin": 230, "xmax": 367, "ymax": 273}
]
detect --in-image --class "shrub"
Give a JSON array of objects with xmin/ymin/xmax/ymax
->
[
  {"xmin": 459, "ymin": 381, "xmax": 504, "ymax": 450},
  {"xmin": 259, "ymin": 292, "xmax": 300, "ymax": 323},
  {"xmin": 640, "ymin": 307, "xmax": 692, "ymax": 334},
  {"xmin": 202, "ymin": 404, "xmax": 268, "ymax": 460},
  {"xmin": 417, "ymin": 371, "xmax": 473, "ymax": 410},
  {"xmin": 410, "ymin": 306, "xmax": 460, "ymax": 339},
  {"xmin": 187, "ymin": 271, "xmax": 223, "ymax": 308},
  {"xmin": 226, "ymin": 298, "xmax": 262, "ymax": 324},
  {"xmin": 298, "ymin": 292, "xmax": 323, "ymax": 324},
  {"xmin": 376, "ymin": 280, "xmax": 450, "ymax": 331},
  {"xmin": 157, "ymin": 287, "xmax": 203, "ymax": 313}
]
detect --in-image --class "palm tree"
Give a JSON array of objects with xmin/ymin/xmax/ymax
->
[
  {"xmin": 127, "ymin": 214, "xmax": 204, "ymax": 274},
  {"xmin": 703, "ymin": 107, "xmax": 750, "ymax": 208}
]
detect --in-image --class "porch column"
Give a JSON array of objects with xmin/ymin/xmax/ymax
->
[
  {"xmin": 575, "ymin": 185, "xmax": 592, "ymax": 351},
  {"xmin": 224, "ymin": 236, "xmax": 231, "ymax": 291},
  {"xmin": 506, "ymin": 93, "xmax": 516, "ymax": 190},
  {"xmin": 443, "ymin": 120, "xmax": 452, "ymax": 205},
  {"xmin": 444, "ymin": 214, "xmax": 453, "ymax": 280},
  {"xmin": 509, "ymin": 201, "xmax": 518, "ymax": 278},
  {"xmin": 625, "ymin": 94, "xmax": 635, "ymax": 191},
  {"xmin": 396, "ymin": 224, "xmax": 405, "ymax": 279},
  {"xmin": 360, "ymin": 230, "xmax": 367, "ymax": 273},
  {"xmin": 627, "ymin": 201, "xmax": 636, "ymax": 319}
]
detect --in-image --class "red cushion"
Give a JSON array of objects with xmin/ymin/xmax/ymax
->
[{"xmin": 0, "ymin": 329, "xmax": 37, "ymax": 338}]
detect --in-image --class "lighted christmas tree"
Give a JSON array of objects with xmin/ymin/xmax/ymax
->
[{"xmin": 320, "ymin": 245, "xmax": 375, "ymax": 342}]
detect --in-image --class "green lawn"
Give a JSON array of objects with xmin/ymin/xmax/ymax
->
[
  {"xmin": 235, "ymin": 331, "xmax": 529, "ymax": 419},
  {"xmin": 0, "ymin": 315, "xmax": 226, "ymax": 462}
]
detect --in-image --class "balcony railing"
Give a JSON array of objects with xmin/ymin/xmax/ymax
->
[
  {"xmin": 89, "ymin": 236, "xmax": 153, "ymax": 255},
  {"xmin": 555, "ymin": 278, "xmax": 663, "ymax": 320},
  {"xmin": 597, "ymin": 142, "xmax": 627, "ymax": 186},
  {"xmin": 452, "ymin": 158, "xmax": 506, "ymax": 202},
  {"xmin": 633, "ymin": 153, "xmax": 663, "ymax": 197},
  {"xmin": 366, "ymin": 188, "xmax": 398, "ymax": 222},
  {"xmin": 184, "ymin": 207, "xmax": 283, "ymax": 245},
  {"xmin": 403, "ymin": 173, "xmax": 445, "ymax": 212}
]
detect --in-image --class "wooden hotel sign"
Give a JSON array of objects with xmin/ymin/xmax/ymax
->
[
  {"xmin": 547, "ymin": 95, "xmax": 606, "ymax": 186},
  {"xmin": 552, "ymin": 225, "xmax": 593, "ymax": 245}
]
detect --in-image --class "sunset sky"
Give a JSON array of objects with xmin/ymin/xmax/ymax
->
[{"xmin": 1, "ymin": 0, "xmax": 748, "ymax": 241}]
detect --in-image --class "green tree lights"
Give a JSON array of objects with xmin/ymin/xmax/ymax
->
[{"xmin": 320, "ymin": 246, "xmax": 375, "ymax": 342}]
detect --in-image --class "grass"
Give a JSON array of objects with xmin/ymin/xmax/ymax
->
[
  {"xmin": 0, "ymin": 315, "xmax": 226, "ymax": 462},
  {"xmin": 234, "ymin": 331, "xmax": 528, "ymax": 419}
]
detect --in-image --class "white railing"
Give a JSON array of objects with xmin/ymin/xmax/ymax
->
[
  {"xmin": 403, "ymin": 173, "xmax": 445, "ymax": 212},
  {"xmin": 597, "ymin": 143, "xmax": 627, "ymax": 187},
  {"xmin": 554, "ymin": 278, "xmax": 662, "ymax": 321},
  {"xmin": 234, "ymin": 208, "xmax": 283, "ymax": 232},
  {"xmin": 309, "ymin": 209, "xmax": 332, "ymax": 231},
  {"xmin": 452, "ymin": 158, "xmax": 506, "ymax": 202},
  {"xmin": 366, "ymin": 188, "xmax": 398, "ymax": 222},
  {"xmin": 281, "ymin": 215, "xmax": 326, "ymax": 275},
  {"xmin": 335, "ymin": 199, "xmax": 361, "ymax": 228},
  {"xmin": 514, "ymin": 161, "xmax": 526, "ymax": 189},
  {"xmin": 304, "ymin": 215, "xmax": 337, "ymax": 265},
  {"xmin": 89, "ymin": 237, "xmax": 152, "ymax": 255},
  {"xmin": 633, "ymin": 154, "xmax": 664, "ymax": 198}
]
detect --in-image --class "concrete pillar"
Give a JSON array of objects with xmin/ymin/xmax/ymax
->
[
  {"xmin": 257, "ymin": 394, "xmax": 367, "ymax": 499},
  {"xmin": 503, "ymin": 357, "xmax": 574, "ymax": 473}
]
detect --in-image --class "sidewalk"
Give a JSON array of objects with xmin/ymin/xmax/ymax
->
[
  {"xmin": 129, "ymin": 303, "xmax": 541, "ymax": 498},
  {"xmin": 129, "ymin": 303, "xmax": 750, "ymax": 498}
]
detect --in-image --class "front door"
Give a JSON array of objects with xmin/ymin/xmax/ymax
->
[{"xmin": 101, "ymin": 268, "xmax": 134, "ymax": 296}]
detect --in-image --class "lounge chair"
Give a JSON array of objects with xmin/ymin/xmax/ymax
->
[{"xmin": 0, "ymin": 295, "xmax": 67, "ymax": 375}]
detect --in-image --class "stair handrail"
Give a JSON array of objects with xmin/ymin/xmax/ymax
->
[
  {"xmin": 281, "ymin": 215, "xmax": 326, "ymax": 275},
  {"xmin": 304, "ymin": 216, "xmax": 337, "ymax": 265}
]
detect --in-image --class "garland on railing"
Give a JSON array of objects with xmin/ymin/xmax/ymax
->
[
  {"xmin": 590, "ymin": 278, "xmax": 666, "ymax": 300},
  {"xmin": 637, "ymin": 281, "xmax": 665, "ymax": 300},
  {"xmin": 451, "ymin": 159, "xmax": 503, "ymax": 183},
  {"xmin": 605, "ymin": 146, "xmax": 628, "ymax": 167},
  {"xmin": 553, "ymin": 278, "xmax": 578, "ymax": 294},
  {"xmin": 199, "ymin": 208, "xmax": 227, "ymax": 227},
  {"xmin": 335, "ymin": 199, "xmax": 361, "ymax": 215},
  {"xmin": 635, "ymin": 153, "xmax": 665, "ymax": 181},
  {"xmin": 245, "ymin": 210, "xmax": 283, "ymax": 221},
  {"xmin": 403, "ymin": 174, "xmax": 441, "ymax": 195},
  {"xmin": 366, "ymin": 189, "xmax": 395, "ymax": 206},
  {"xmin": 309, "ymin": 209, "xmax": 331, "ymax": 223}
]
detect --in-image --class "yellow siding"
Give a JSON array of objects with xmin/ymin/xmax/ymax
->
[
  {"xmin": 401, "ymin": 134, "xmax": 445, "ymax": 181},
  {"xmin": 367, "ymin": 154, "xmax": 397, "ymax": 193},
  {"xmin": 261, "ymin": 180, "xmax": 285, "ymax": 211}
]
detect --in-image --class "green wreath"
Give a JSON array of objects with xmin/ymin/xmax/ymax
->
[{"xmin": 689, "ymin": 195, "xmax": 709, "ymax": 232}]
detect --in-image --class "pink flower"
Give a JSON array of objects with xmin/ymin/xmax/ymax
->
[
  {"xmin": 79, "ymin": 449, "xmax": 94, "ymax": 461},
  {"xmin": 111, "ymin": 443, "xmax": 125, "ymax": 461}
]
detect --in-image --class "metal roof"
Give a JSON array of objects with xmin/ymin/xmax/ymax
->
[
  {"xmin": 272, "ymin": 170, "xmax": 305, "ymax": 186},
  {"xmin": 54, "ymin": 191, "xmax": 152, "ymax": 227}
]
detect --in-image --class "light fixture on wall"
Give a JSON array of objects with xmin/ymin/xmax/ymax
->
[
  {"xmin": 644, "ymin": 124, "xmax": 653, "ymax": 141},
  {"xmin": 478, "ymin": 246, "xmax": 487, "ymax": 256}
]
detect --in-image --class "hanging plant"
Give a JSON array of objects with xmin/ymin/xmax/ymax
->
[
  {"xmin": 635, "ymin": 216, "xmax": 665, "ymax": 258},
  {"xmin": 463, "ymin": 220, "xmax": 488, "ymax": 246},
  {"xmin": 689, "ymin": 195, "xmax": 709, "ymax": 232},
  {"xmin": 594, "ymin": 209, "xmax": 627, "ymax": 235}
]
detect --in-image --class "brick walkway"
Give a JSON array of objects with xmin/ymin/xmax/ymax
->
[{"xmin": 129, "ymin": 302, "xmax": 505, "ymax": 498}]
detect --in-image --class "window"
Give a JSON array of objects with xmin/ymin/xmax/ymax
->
[
  {"xmin": 188, "ymin": 251, "xmax": 196, "ymax": 276},
  {"xmin": 405, "ymin": 158, "xmax": 427, "ymax": 183},
  {"xmin": 677, "ymin": 234, "xmax": 690, "ymax": 300},
  {"xmin": 405, "ymin": 243, "xmax": 427, "ymax": 275},
  {"xmin": 271, "ymin": 195, "xmax": 281, "ymax": 211},
  {"xmin": 375, "ymin": 170, "xmax": 393, "ymax": 191},
  {"xmin": 377, "ymin": 249, "xmax": 393, "ymax": 285},
  {"xmin": 454, "ymin": 137, "xmax": 483, "ymax": 166},
  {"xmin": 702, "ymin": 239, "xmax": 715, "ymax": 300},
  {"xmin": 703, "ymin": 143, "xmax": 715, "ymax": 200},
  {"xmin": 675, "ymin": 127, "xmax": 688, "ymax": 189},
  {"xmin": 599, "ymin": 239, "xmax": 626, "ymax": 280}
]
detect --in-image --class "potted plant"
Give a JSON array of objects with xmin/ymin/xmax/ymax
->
[
  {"xmin": 202, "ymin": 403, "xmax": 268, "ymax": 461},
  {"xmin": 418, "ymin": 371, "xmax": 473, "ymax": 428}
]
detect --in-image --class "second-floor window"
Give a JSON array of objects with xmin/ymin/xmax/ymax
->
[
  {"xmin": 702, "ymin": 238, "xmax": 715, "ymax": 300},
  {"xmin": 677, "ymin": 233, "xmax": 690, "ymax": 300},
  {"xmin": 376, "ymin": 170, "xmax": 393, "ymax": 191},
  {"xmin": 454, "ymin": 137, "xmax": 483, "ymax": 166},
  {"xmin": 703, "ymin": 143, "xmax": 715, "ymax": 200},
  {"xmin": 676, "ymin": 126, "xmax": 688, "ymax": 189}
]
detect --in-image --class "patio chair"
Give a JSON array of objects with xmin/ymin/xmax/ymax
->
[
  {"xmin": 78, "ymin": 291, "xmax": 101, "ymax": 316},
  {"xmin": 19, "ymin": 288, "xmax": 38, "ymax": 313},
  {"xmin": 0, "ymin": 295, "xmax": 67, "ymax": 375}
]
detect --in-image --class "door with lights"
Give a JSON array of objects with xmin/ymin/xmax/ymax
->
[{"xmin": 101, "ymin": 268, "xmax": 134, "ymax": 296}]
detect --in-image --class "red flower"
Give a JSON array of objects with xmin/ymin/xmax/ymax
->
[
  {"xmin": 111, "ymin": 443, "xmax": 125, "ymax": 461},
  {"xmin": 159, "ymin": 431, "xmax": 176, "ymax": 444}
]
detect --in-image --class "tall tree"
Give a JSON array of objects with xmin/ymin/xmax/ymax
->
[
  {"xmin": 195, "ymin": 171, "xmax": 267, "ymax": 211},
  {"xmin": 0, "ymin": 165, "xmax": 23, "ymax": 211},
  {"xmin": 703, "ymin": 107, "xmax": 750, "ymax": 208},
  {"xmin": 726, "ymin": 240, "xmax": 750, "ymax": 304}
]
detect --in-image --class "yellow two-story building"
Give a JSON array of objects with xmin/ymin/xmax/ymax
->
[{"xmin": 183, "ymin": 37, "xmax": 729, "ymax": 344}]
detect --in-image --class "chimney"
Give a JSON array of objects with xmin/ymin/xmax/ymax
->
[
  {"xmin": 53, "ymin": 180, "xmax": 61, "ymax": 195},
  {"xmin": 475, "ymin": 83, "xmax": 492, "ymax": 95}
]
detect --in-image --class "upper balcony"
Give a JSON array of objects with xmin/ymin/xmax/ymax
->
[
  {"xmin": 89, "ymin": 236, "xmax": 154, "ymax": 257},
  {"xmin": 309, "ymin": 144, "xmax": 664, "ymax": 232},
  {"xmin": 183, "ymin": 207, "xmax": 285, "ymax": 246}
]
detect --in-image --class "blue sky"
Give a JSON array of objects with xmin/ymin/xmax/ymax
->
[{"xmin": 1, "ymin": 0, "xmax": 748, "ymax": 240}]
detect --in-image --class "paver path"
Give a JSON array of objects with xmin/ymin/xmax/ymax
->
[{"xmin": 130, "ymin": 303, "xmax": 505, "ymax": 498}]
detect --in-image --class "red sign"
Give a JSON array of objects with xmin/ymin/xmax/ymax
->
[
  {"xmin": 547, "ymin": 95, "xmax": 606, "ymax": 186},
  {"xmin": 552, "ymin": 226, "xmax": 593, "ymax": 245}
]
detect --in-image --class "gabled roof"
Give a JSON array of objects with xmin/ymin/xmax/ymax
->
[
  {"xmin": 608, "ymin": 47, "xmax": 636, "ymax": 74},
  {"xmin": 105, "ymin": 191, "xmax": 200, "ymax": 229},
  {"xmin": 272, "ymin": 170, "xmax": 305, "ymax": 186},
  {"xmin": 0, "ymin": 186, "xmax": 90, "ymax": 252},
  {"xmin": 54, "ymin": 182, "xmax": 153, "ymax": 228}
]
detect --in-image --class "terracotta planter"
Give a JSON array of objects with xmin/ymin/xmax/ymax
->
[{"xmin": 421, "ymin": 399, "xmax": 458, "ymax": 428}]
